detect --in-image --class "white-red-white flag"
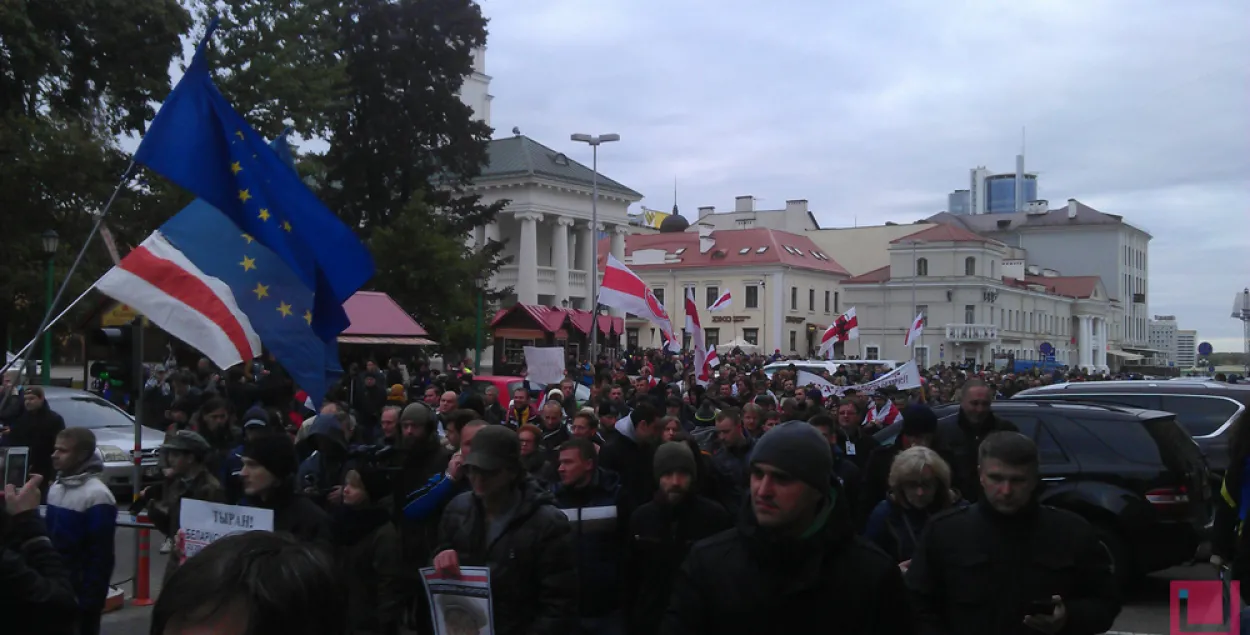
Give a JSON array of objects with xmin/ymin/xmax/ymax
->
[
  {"xmin": 818, "ymin": 307, "xmax": 859, "ymax": 357},
  {"xmin": 95, "ymin": 231, "xmax": 263, "ymax": 370},
  {"xmin": 904, "ymin": 312, "xmax": 925, "ymax": 347},
  {"xmin": 707, "ymin": 290, "xmax": 732, "ymax": 312},
  {"xmin": 684, "ymin": 289, "xmax": 717, "ymax": 385},
  {"xmin": 599, "ymin": 254, "xmax": 679, "ymax": 352}
]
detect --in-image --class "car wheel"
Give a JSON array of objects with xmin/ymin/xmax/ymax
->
[{"xmin": 1094, "ymin": 523, "xmax": 1135, "ymax": 591}]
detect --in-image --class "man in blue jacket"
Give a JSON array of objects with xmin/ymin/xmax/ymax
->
[{"xmin": 45, "ymin": 427, "xmax": 116, "ymax": 635}]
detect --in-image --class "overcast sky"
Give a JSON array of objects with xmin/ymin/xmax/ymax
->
[{"xmin": 478, "ymin": 0, "xmax": 1250, "ymax": 353}]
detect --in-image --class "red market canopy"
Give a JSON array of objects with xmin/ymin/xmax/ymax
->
[
  {"xmin": 490, "ymin": 304, "xmax": 623, "ymax": 336},
  {"xmin": 340, "ymin": 291, "xmax": 436, "ymax": 346}
]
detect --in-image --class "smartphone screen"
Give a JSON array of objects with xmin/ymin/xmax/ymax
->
[{"xmin": 4, "ymin": 447, "xmax": 29, "ymax": 489}]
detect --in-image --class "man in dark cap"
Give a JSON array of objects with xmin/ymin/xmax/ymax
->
[
  {"xmin": 661, "ymin": 421, "xmax": 911, "ymax": 635},
  {"xmin": 240, "ymin": 434, "xmax": 332, "ymax": 544},
  {"xmin": 144, "ymin": 430, "xmax": 224, "ymax": 581},
  {"xmin": 626, "ymin": 441, "xmax": 730, "ymax": 635},
  {"xmin": 596, "ymin": 401, "xmax": 623, "ymax": 444},
  {"xmin": 433, "ymin": 425, "xmax": 576, "ymax": 635}
]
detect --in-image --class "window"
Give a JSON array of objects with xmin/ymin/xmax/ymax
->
[
  {"xmin": 808, "ymin": 289, "xmax": 815, "ymax": 311},
  {"xmin": 964, "ymin": 305, "xmax": 975, "ymax": 324},
  {"xmin": 705, "ymin": 328, "xmax": 720, "ymax": 349},
  {"xmin": 652, "ymin": 288, "xmax": 664, "ymax": 307},
  {"xmin": 626, "ymin": 328, "xmax": 639, "ymax": 349},
  {"xmin": 745, "ymin": 285, "xmax": 759, "ymax": 309},
  {"xmin": 834, "ymin": 291, "xmax": 840, "ymax": 314},
  {"xmin": 681, "ymin": 331, "xmax": 692, "ymax": 351},
  {"xmin": 990, "ymin": 260, "xmax": 996, "ymax": 277},
  {"xmin": 916, "ymin": 258, "xmax": 928, "ymax": 276},
  {"xmin": 791, "ymin": 287, "xmax": 798, "ymax": 310},
  {"xmin": 706, "ymin": 286, "xmax": 719, "ymax": 308},
  {"xmin": 742, "ymin": 328, "xmax": 759, "ymax": 345},
  {"xmin": 1160, "ymin": 396, "xmax": 1241, "ymax": 437},
  {"xmin": 865, "ymin": 346, "xmax": 880, "ymax": 360},
  {"xmin": 964, "ymin": 256, "xmax": 976, "ymax": 276},
  {"xmin": 824, "ymin": 290, "xmax": 830, "ymax": 313},
  {"xmin": 789, "ymin": 330, "xmax": 796, "ymax": 352},
  {"xmin": 1010, "ymin": 416, "xmax": 1068, "ymax": 464},
  {"xmin": 915, "ymin": 346, "xmax": 928, "ymax": 368}
]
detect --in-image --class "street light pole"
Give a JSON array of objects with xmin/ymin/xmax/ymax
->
[
  {"xmin": 570, "ymin": 133, "xmax": 620, "ymax": 363},
  {"xmin": 41, "ymin": 229, "xmax": 59, "ymax": 385}
]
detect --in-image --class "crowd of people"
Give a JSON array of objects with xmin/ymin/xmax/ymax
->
[{"xmin": 0, "ymin": 348, "xmax": 1199, "ymax": 634}]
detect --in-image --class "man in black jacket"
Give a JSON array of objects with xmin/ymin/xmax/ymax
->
[
  {"xmin": 906, "ymin": 431, "xmax": 1120, "ymax": 635},
  {"xmin": 433, "ymin": 425, "xmax": 576, "ymax": 635},
  {"xmin": 935, "ymin": 379, "xmax": 1017, "ymax": 501},
  {"xmin": 2, "ymin": 473, "xmax": 78, "ymax": 635},
  {"xmin": 599, "ymin": 403, "xmax": 662, "ymax": 503},
  {"xmin": 660, "ymin": 421, "xmax": 912, "ymax": 635},
  {"xmin": 625, "ymin": 442, "xmax": 730, "ymax": 635},
  {"xmin": 2, "ymin": 387, "xmax": 65, "ymax": 494}
]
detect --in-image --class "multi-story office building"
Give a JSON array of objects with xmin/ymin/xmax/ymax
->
[
  {"xmin": 1148, "ymin": 316, "xmax": 1178, "ymax": 366},
  {"xmin": 1177, "ymin": 330, "xmax": 1198, "ymax": 369}
]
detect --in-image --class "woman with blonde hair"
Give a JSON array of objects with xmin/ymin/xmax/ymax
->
[{"xmin": 863, "ymin": 445, "xmax": 965, "ymax": 569}]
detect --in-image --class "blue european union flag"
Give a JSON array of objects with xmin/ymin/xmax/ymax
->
[{"xmin": 134, "ymin": 19, "xmax": 373, "ymax": 340}]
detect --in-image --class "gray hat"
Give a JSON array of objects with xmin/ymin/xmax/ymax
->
[
  {"xmin": 749, "ymin": 421, "xmax": 832, "ymax": 494},
  {"xmin": 653, "ymin": 441, "xmax": 696, "ymax": 480},
  {"xmin": 161, "ymin": 430, "xmax": 211, "ymax": 457},
  {"xmin": 400, "ymin": 402, "xmax": 433, "ymax": 425},
  {"xmin": 463, "ymin": 425, "xmax": 520, "ymax": 472}
]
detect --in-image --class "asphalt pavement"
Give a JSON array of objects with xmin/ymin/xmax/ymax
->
[{"xmin": 102, "ymin": 520, "xmax": 168, "ymax": 635}]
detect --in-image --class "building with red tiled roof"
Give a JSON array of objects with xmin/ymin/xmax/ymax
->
[
  {"xmin": 841, "ymin": 227, "xmax": 1114, "ymax": 371},
  {"xmin": 600, "ymin": 226, "xmax": 851, "ymax": 356}
]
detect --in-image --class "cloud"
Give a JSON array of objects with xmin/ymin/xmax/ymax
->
[{"xmin": 480, "ymin": 0, "xmax": 1250, "ymax": 351}]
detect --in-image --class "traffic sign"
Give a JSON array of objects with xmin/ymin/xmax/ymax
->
[
  {"xmin": 1039, "ymin": 342, "xmax": 1054, "ymax": 356},
  {"xmin": 1209, "ymin": 365, "xmax": 1216, "ymax": 373},
  {"xmin": 1198, "ymin": 342, "xmax": 1213, "ymax": 356}
]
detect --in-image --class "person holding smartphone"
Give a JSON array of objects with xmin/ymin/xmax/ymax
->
[
  {"xmin": 2, "ymin": 474, "xmax": 79, "ymax": 634},
  {"xmin": 905, "ymin": 432, "xmax": 1121, "ymax": 634}
]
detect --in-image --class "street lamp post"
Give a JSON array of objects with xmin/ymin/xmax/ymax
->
[
  {"xmin": 41, "ymin": 229, "xmax": 59, "ymax": 385},
  {"xmin": 570, "ymin": 133, "xmax": 620, "ymax": 362}
]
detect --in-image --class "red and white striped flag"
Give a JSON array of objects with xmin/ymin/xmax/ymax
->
[
  {"xmin": 707, "ymin": 290, "xmax": 732, "ymax": 312},
  {"xmin": 685, "ymin": 289, "xmax": 718, "ymax": 385},
  {"xmin": 599, "ymin": 254, "xmax": 679, "ymax": 352},
  {"xmin": 904, "ymin": 312, "xmax": 925, "ymax": 347},
  {"xmin": 818, "ymin": 307, "xmax": 859, "ymax": 358}
]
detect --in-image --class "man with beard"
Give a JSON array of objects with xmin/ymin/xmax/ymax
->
[
  {"xmin": 625, "ymin": 442, "xmax": 730, "ymax": 635},
  {"xmin": 935, "ymin": 379, "xmax": 1016, "ymax": 502},
  {"xmin": 504, "ymin": 387, "xmax": 535, "ymax": 430}
]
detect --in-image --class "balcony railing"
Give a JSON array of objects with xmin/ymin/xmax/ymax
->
[
  {"xmin": 569, "ymin": 270, "xmax": 588, "ymax": 289},
  {"xmin": 537, "ymin": 267, "xmax": 556, "ymax": 285},
  {"xmin": 944, "ymin": 324, "xmax": 1000, "ymax": 342}
]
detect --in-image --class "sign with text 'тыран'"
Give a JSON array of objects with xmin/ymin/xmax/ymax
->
[{"xmin": 179, "ymin": 499, "xmax": 274, "ymax": 559}]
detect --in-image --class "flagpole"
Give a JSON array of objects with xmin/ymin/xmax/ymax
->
[{"xmin": 0, "ymin": 161, "xmax": 136, "ymax": 380}]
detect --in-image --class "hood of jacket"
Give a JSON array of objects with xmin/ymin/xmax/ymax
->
[
  {"xmin": 735, "ymin": 477, "xmax": 856, "ymax": 578},
  {"xmin": 57, "ymin": 451, "xmax": 105, "ymax": 488},
  {"xmin": 298, "ymin": 413, "xmax": 348, "ymax": 454}
]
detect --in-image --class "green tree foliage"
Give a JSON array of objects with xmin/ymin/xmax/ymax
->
[
  {"xmin": 0, "ymin": 1, "xmax": 190, "ymax": 355},
  {"xmin": 196, "ymin": 0, "xmax": 508, "ymax": 353}
]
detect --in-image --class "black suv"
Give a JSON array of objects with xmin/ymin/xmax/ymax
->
[
  {"xmin": 872, "ymin": 401, "xmax": 1210, "ymax": 584},
  {"xmin": 1012, "ymin": 380, "xmax": 1250, "ymax": 475}
]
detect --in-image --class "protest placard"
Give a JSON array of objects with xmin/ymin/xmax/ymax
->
[
  {"xmin": 421, "ymin": 566, "xmax": 494, "ymax": 635},
  {"xmin": 797, "ymin": 361, "xmax": 922, "ymax": 398},
  {"xmin": 522, "ymin": 346, "xmax": 566, "ymax": 385},
  {"xmin": 179, "ymin": 499, "xmax": 274, "ymax": 559}
]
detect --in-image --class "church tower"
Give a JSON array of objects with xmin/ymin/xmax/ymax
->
[{"xmin": 459, "ymin": 47, "xmax": 494, "ymax": 126}]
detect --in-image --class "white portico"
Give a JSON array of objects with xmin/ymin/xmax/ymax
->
[{"xmin": 468, "ymin": 133, "xmax": 643, "ymax": 309}]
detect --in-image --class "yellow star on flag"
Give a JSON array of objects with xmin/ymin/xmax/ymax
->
[
  {"xmin": 252, "ymin": 283, "xmax": 269, "ymax": 300},
  {"xmin": 258, "ymin": 208, "xmax": 271, "ymax": 222},
  {"xmin": 238, "ymin": 189, "xmax": 252, "ymax": 203},
  {"xmin": 235, "ymin": 130, "xmax": 245, "ymax": 140},
  {"xmin": 304, "ymin": 310, "xmax": 313, "ymax": 325},
  {"xmin": 282, "ymin": 221, "xmax": 292, "ymax": 232},
  {"xmin": 241, "ymin": 233, "xmax": 254, "ymax": 244},
  {"xmin": 230, "ymin": 161, "xmax": 242, "ymax": 175},
  {"xmin": 276, "ymin": 301, "xmax": 293, "ymax": 318},
  {"xmin": 239, "ymin": 255, "xmax": 256, "ymax": 272}
]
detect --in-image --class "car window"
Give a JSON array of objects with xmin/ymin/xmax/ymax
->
[
  {"xmin": 1160, "ymin": 395, "xmax": 1240, "ymax": 437},
  {"xmin": 1049, "ymin": 415, "xmax": 1161, "ymax": 465},
  {"xmin": 47, "ymin": 395, "xmax": 134, "ymax": 429}
]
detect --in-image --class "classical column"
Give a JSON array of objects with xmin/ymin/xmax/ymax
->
[
  {"xmin": 1078, "ymin": 315, "xmax": 1093, "ymax": 371},
  {"xmin": 552, "ymin": 217, "xmax": 573, "ymax": 307},
  {"xmin": 1094, "ymin": 317, "xmax": 1107, "ymax": 371},
  {"xmin": 515, "ymin": 212, "xmax": 542, "ymax": 305},
  {"xmin": 610, "ymin": 224, "xmax": 627, "ymax": 261}
]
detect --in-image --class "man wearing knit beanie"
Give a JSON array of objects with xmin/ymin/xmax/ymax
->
[
  {"xmin": 627, "ymin": 441, "xmax": 731, "ymax": 635},
  {"xmin": 240, "ymin": 434, "xmax": 332, "ymax": 544},
  {"xmin": 661, "ymin": 421, "xmax": 912, "ymax": 634}
]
